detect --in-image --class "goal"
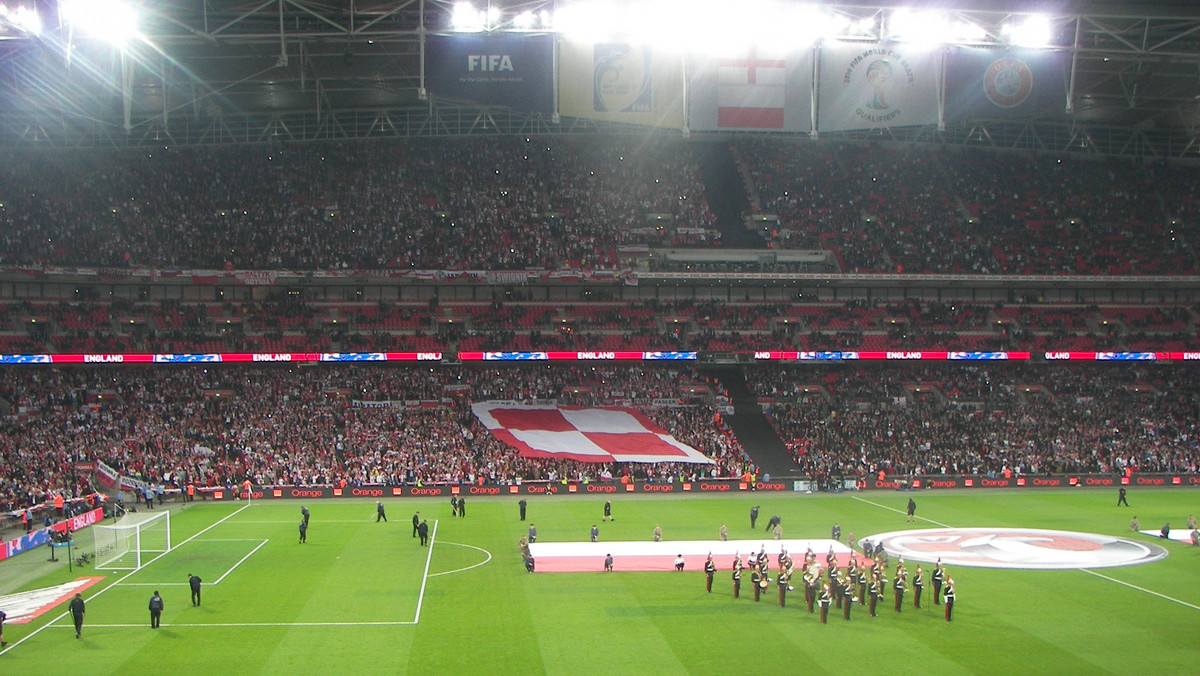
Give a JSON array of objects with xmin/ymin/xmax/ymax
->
[{"xmin": 94, "ymin": 510, "xmax": 172, "ymax": 570}]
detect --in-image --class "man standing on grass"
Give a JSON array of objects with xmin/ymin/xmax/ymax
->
[
  {"xmin": 376, "ymin": 501, "xmax": 387, "ymax": 522},
  {"xmin": 69, "ymin": 593, "xmax": 85, "ymax": 639},
  {"xmin": 750, "ymin": 505, "xmax": 759, "ymax": 529},
  {"xmin": 189, "ymin": 573, "xmax": 203, "ymax": 607},
  {"xmin": 418, "ymin": 519, "xmax": 429, "ymax": 546},
  {"xmin": 519, "ymin": 498, "xmax": 527, "ymax": 521},
  {"xmin": 603, "ymin": 500, "xmax": 613, "ymax": 522},
  {"xmin": 458, "ymin": 496, "xmax": 465, "ymax": 518},
  {"xmin": 1117, "ymin": 487, "xmax": 1129, "ymax": 506},
  {"xmin": 301, "ymin": 505, "xmax": 310, "ymax": 528},
  {"xmin": 299, "ymin": 518, "xmax": 308, "ymax": 544},
  {"xmin": 932, "ymin": 559, "xmax": 945, "ymax": 604},
  {"xmin": 943, "ymin": 576, "xmax": 956, "ymax": 621},
  {"xmin": 704, "ymin": 554, "xmax": 716, "ymax": 592},
  {"xmin": 907, "ymin": 498, "xmax": 917, "ymax": 522},
  {"xmin": 148, "ymin": 591, "xmax": 164, "ymax": 629},
  {"xmin": 412, "ymin": 511, "xmax": 420, "ymax": 537}
]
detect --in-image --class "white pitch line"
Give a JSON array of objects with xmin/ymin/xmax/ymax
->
[
  {"xmin": 1081, "ymin": 569, "xmax": 1200, "ymax": 611},
  {"xmin": 852, "ymin": 495, "xmax": 1200, "ymax": 612},
  {"xmin": 55, "ymin": 621, "xmax": 417, "ymax": 628},
  {"xmin": 852, "ymin": 495, "xmax": 953, "ymax": 528},
  {"xmin": 411, "ymin": 519, "xmax": 438, "ymax": 624},
  {"xmin": 213, "ymin": 539, "xmax": 270, "ymax": 586},
  {"xmin": 0, "ymin": 502, "xmax": 252, "ymax": 657},
  {"xmin": 427, "ymin": 541, "xmax": 493, "ymax": 578}
]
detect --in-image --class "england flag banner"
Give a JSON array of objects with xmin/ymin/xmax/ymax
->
[
  {"xmin": 689, "ymin": 48, "xmax": 813, "ymax": 131},
  {"xmin": 472, "ymin": 402, "xmax": 715, "ymax": 464}
]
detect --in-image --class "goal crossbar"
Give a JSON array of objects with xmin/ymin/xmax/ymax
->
[{"xmin": 94, "ymin": 510, "xmax": 171, "ymax": 570}]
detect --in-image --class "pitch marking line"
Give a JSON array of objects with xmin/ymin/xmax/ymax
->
[
  {"xmin": 0, "ymin": 502, "xmax": 253, "ymax": 657},
  {"xmin": 55, "ymin": 621, "xmax": 417, "ymax": 628},
  {"xmin": 212, "ymin": 539, "xmax": 269, "ymax": 585},
  {"xmin": 427, "ymin": 541, "xmax": 492, "ymax": 578},
  {"xmin": 852, "ymin": 495, "xmax": 1200, "ymax": 612},
  {"xmin": 412, "ymin": 519, "xmax": 438, "ymax": 625}
]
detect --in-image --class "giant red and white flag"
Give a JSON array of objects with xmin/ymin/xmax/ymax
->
[
  {"xmin": 688, "ymin": 48, "xmax": 812, "ymax": 132},
  {"xmin": 471, "ymin": 403, "xmax": 715, "ymax": 464}
]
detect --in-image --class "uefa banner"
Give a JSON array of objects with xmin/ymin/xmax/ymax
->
[
  {"xmin": 688, "ymin": 48, "xmax": 813, "ymax": 131},
  {"xmin": 817, "ymin": 42, "xmax": 939, "ymax": 132},
  {"xmin": 425, "ymin": 34, "xmax": 554, "ymax": 113},
  {"xmin": 558, "ymin": 40, "xmax": 684, "ymax": 128},
  {"xmin": 944, "ymin": 47, "xmax": 1068, "ymax": 122}
]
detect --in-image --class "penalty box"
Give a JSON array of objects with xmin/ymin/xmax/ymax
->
[{"xmin": 529, "ymin": 538, "xmax": 870, "ymax": 573}]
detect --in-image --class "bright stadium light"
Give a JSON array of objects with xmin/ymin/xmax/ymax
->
[
  {"xmin": 888, "ymin": 9, "xmax": 984, "ymax": 46},
  {"xmin": 61, "ymin": 0, "xmax": 140, "ymax": 46},
  {"xmin": 1003, "ymin": 15, "xmax": 1054, "ymax": 47},
  {"xmin": 0, "ymin": 3, "xmax": 42, "ymax": 36},
  {"xmin": 513, "ymin": 10, "xmax": 537, "ymax": 30},
  {"xmin": 451, "ymin": 1, "xmax": 485, "ymax": 32}
]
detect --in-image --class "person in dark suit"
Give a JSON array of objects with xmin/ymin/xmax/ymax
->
[
  {"xmin": 301, "ymin": 505, "xmax": 310, "ymax": 527},
  {"xmin": 528, "ymin": 523, "xmax": 537, "ymax": 543},
  {"xmin": 188, "ymin": 573, "xmax": 203, "ymax": 606},
  {"xmin": 450, "ymin": 496, "xmax": 459, "ymax": 517},
  {"xmin": 69, "ymin": 593, "xmax": 86, "ymax": 638},
  {"xmin": 299, "ymin": 519, "xmax": 307, "ymax": 543},
  {"xmin": 148, "ymin": 591, "xmax": 164, "ymax": 628},
  {"xmin": 765, "ymin": 514, "xmax": 781, "ymax": 533},
  {"xmin": 603, "ymin": 500, "xmax": 613, "ymax": 521},
  {"xmin": 519, "ymin": 499, "xmax": 527, "ymax": 521},
  {"xmin": 412, "ymin": 511, "xmax": 420, "ymax": 537},
  {"xmin": 418, "ymin": 520, "xmax": 430, "ymax": 546},
  {"xmin": 1117, "ymin": 487, "xmax": 1129, "ymax": 506},
  {"xmin": 750, "ymin": 505, "xmax": 760, "ymax": 529},
  {"xmin": 376, "ymin": 501, "xmax": 387, "ymax": 522},
  {"xmin": 457, "ymin": 496, "xmax": 465, "ymax": 518}
]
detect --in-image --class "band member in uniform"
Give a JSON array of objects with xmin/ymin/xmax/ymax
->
[
  {"xmin": 832, "ymin": 566, "xmax": 844, "ymax": 610},
  {"xmin": 932, "ymin": 559, "xmax": 945, "ymax": 605},
  {"xmin": 777, "ymin": 567, "xmax": 791, "ymax": 607},
  {"xmin": 842, "ymin": 572, "xmax": 854, "ymax": 620},
  {"xmin": 804, "ymin": 567, "xmax": 818, "ymax": 613},
  {"xmin": 868, "ymin": 573, "xmax": 882, "ymax": 617},
  {"xmin": 825, "ymin": 547, "xmax": 837, "ymax": 569},
  {"xmin": 732, "ymin": 564, "xmax": 743, "ymax": 599},
  {"xmin": 751, "ymin": 567, "xmax": 763, "ymax": 602},
  {"xmin": 943, "ymin": 576, "xmax": 956, "ymax": 621},
  {"xmin": 818, "ymin": 582, "xmax": 832, "ymax": 624},
  {"xmin": 856, "ymin": 566, "xmax": 868, "ymax": 606},
  {"xmin": 705, "ymin": 554, "xmax": 716, "ymax": 593},
  {"xmin": 893, "ymin": 566, "xmax": 907, "ymax": 612},
  {"xmin": 912, "ymin": 565, "xmax": 924, "ymax": 609}
]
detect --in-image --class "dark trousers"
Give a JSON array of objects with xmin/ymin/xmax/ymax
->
[
  {"xmin": 150, "ymin": 610, "xmax": 161, "ymax": 628},
  {"xmin": 192, "ymin": 589, "xmax": 201, "ymax": 606}
]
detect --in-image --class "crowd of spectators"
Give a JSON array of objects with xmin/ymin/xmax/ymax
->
[
  {"xmin": 0, "ymin": 364, "xmax": 750, "ymax": 514},
  {"xmin": 747, "ymin": 363, "xmax": 1200, "ymax": 483},
  {"xmin": 3, "ymin": 296, "xmax": 1195, "ymax": 355},
  {"xmin": 2, "ymin": 136, "xmax": 1198, "ymax": 276}
]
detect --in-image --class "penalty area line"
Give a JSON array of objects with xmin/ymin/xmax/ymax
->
[
  {"xmin": 213, "ymin": 539, "xmax": 269, "ymax": 586},
  {"xmin": 427, "ymin": 542, "xmax": 493, "ymax": 578},
  {"xmin": 58, "ymin": 621, "xmax": 418, "ymax": 628},
  {"xmin": 411, "ymin": 519, "xmax": 438, "ymax": 625}
]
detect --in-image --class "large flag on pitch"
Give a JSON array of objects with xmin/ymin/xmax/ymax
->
[{"xmin": 472, "ymin": 403, "xmax": 715, "ymax": 464}]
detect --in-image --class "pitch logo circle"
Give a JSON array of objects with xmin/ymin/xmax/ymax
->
[{"xmin": 866, "ymin": 527, "xmax": 1167, "ymax": 569}]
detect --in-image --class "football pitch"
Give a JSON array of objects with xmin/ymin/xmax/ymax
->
[{"xmin": 1, "ymin": 489, "xmax": 1198, "ymax": 675}]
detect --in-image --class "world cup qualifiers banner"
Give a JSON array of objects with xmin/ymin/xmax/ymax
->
[
  {"xmin": 425, "ymin": 34, "xmax": 554, "ymax": 113},
  {"xmin": 943, "ymin": 48, "xmax": 1067, "ymax": 122},
  {"xmin": 558, "ymin": 40, "xmax": 684, "ymax": 128},
  {"xmin": 817, "ymin": 43, "xmax": 939, "ymax": 133},
  {"xmin": 688, "ymin": 48, "xmax": 813, "ymax": 132}
]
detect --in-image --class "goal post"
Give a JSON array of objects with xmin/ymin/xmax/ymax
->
[{"xmin": 94, "ymin": 510, "xmax": 171, "ymax": 570}]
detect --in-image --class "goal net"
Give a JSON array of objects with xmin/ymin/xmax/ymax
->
[{"xmin": 94, "ymin": 510, "xmax": 172, "ymax": 570}]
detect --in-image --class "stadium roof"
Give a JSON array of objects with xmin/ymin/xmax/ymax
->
[{"xmin": 0, "ymin": 1, "xmax": 1198, "ymax": 158}]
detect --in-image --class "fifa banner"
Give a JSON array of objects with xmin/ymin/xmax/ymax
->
[
  {"xmin": 816, "ymin": 43, "xmax": 939, "ymax": 132},
  {"xmin": 944, "ymin": 48, "xmax": 1067, "ymax": 122},
  {"xmin": 688, "ymin": 49, "xmax": 813, "ymax": 131},
  {"xmin": 425, "ymin": 34, "xmax": 554, "ymax": 113},
  {"xmin": 558, "ymin": 40, "xmax": 684, "ymax": 128}
]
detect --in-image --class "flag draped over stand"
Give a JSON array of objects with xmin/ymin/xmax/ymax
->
[{"xmin": 471, "ymin": 403, "xmax": 715, "ymax": 464}]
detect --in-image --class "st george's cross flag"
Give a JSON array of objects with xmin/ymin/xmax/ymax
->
[{"xmin": 471, "ymin": 403, "xmax": 715, "ymax": 464}]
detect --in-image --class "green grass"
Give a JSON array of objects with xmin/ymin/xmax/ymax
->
[{"xmin": 1, "ymin": 489, "xmax": 1198, "ymax": 675}]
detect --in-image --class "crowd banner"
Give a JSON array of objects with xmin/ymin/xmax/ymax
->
[
  {"xmin": 688, "ymin": 48, "xmax": 813, "ymax": 131},
  {"xmin": 1, "ymin": 507, "xmax": 104, "ymax": 562},
  {"xmin": 426, "ymin": 34, "xmax": 554, "ymax": 113},
  {"xmin": 210, "ymin": 474, "xmax": 1198, "ymax": 502},
  {"xmin": 558, "ymin": 39, "xmax": 684, "ymax": 128},
  {"xmin": 816, "ymin": 42, "xmax": 939, "ymax": 132}
]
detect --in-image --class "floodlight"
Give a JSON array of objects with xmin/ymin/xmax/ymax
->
[
  {"xmin": 451, "ymin": 1, "xmax": 485, "ymax": 32},
  {"xmin": 0, "ymin": 3, "xmax": 42, "ymax": 36},
  {"xmin": 513, "ymin": 10, "xmax": 536, "ymax": 30},
  {"xmin": 61, "ymin": 0, "xmax": 139, "ymax": 46},
  {"xmin": 1003, "ymin": 15, "xmax": 1053, "ymax": 48}
]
